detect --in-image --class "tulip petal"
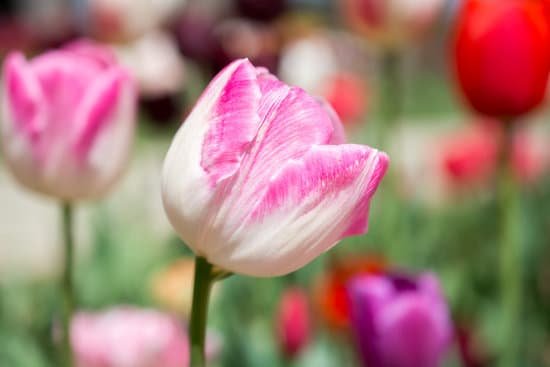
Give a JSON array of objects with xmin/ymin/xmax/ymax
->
[
  {"xmin": 228, "ymin": 81, "xmax": 343, "ymax": 209},
  {"xmin": 31, "ymin": 52, "xmax": 105, "ymax": 114},
  {"xmin": 72, "ymin": 68, "xmax": 134, "ymax": 158},
  {"xmin": 207, "ymin": 145, "xmax": 388, "ymax": 276},
  {"xmin": 199, "ymin": 59, "xmax": 263, "ymax": 186},
  {"xmin": 379, "ymin": 294, "xmax": 450, "ymax": 367},
  {"xmin": 163, "ymin": 59, "xmax": 263, "ymax": 249},
  {"xmin": 2, "ymin": 53, "xmax": 47, "ymax": 142},
  {"xmin": 316, "ymin": 97, "xmax": 347, "ymax": 145},
  {"xmin": 349, "ymin": 276, "xmax": 394, "ymax": 367}
]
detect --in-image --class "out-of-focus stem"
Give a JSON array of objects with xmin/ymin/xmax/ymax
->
[
  {"xmin": 189, "ymin": 256, "xmax": 214, "ymax": 367},
  {"xmin": 61, "ymin": 202, "xmax": 74, "ymax": 367},
  {"xmin": 498, "ymin": 123, "xmax": 522, "ymax": 367},
  {"xmin": 378, "ymin": 49, "xmax": 405, "ymax": 261},
  {"xmin": 378, "ymin": 49, "xmax": 402, "ymax": 149}
]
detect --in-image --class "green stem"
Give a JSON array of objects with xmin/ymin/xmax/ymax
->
[
  {"xmin": 189, "ymin": 256, "xmax": 214, "ymax": 367},
  {"xmin": 378, "ymin": 49, "xmax": 402, "ymax": 150},
  {"xmin": 61, "ymin": 202, "xmax": 74, "ymax": 367},
  {"xmin": 378, "ymin": 49, "xmax": 405, "ymax": 262},
  {"xmin": 498, "ymin": 124, "xmax": 522, "ymax": 367}
]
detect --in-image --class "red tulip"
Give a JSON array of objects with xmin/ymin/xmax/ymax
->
[
  {"xmin": 277, "ymin": 287, "xmax": 311, "ymax": 358},
  {"xmin": 452, "ymin": 0, "xmax": 550, "ymax": 119}
]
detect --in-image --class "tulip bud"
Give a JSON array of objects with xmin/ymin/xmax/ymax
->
[
  {"xmin": 161, "ymin": 59, "xmax": 388, "ymax": 276},
  {"xmin": 348, "ymin": 273, "xmax": 453, "ymax": 367},
  {"xmin": 1, "ymin": 40, "xmax": 137, "ymax": 201},
  {"xmin": 276, "ymin": 287, "xmax": 311, "ymax": 359},
  {"xmin": 452, "ymin": 0, "xmax": 550, "ymax": 118},
  {"xmin": 71, "ymin": 307, "xmax": 189, "ymax": 367}
]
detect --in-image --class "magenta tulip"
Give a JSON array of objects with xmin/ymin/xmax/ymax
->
[
  {"xmin": 1, "ymin": 40, "xmax": 137, "ymax": 200},
  {"xmin": 161, "ymin": 59, "xmax": 389, "ymax": 276},
  {"xmin": 349, "ymin": 273, "xmax": 453, "ymax": 367}
]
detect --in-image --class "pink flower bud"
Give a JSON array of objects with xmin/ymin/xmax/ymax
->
[
  {"xmin": 1, "ymin": 40, "xmax": 137, "ymax": 200},
  {"xmin": 276, "ymin": 287, "xmax": 311, "ymax": 358}
]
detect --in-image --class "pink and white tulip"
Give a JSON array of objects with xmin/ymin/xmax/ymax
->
[
  {"xmin": 162, "ymin": 59, "xmax": 388, "ymax": 276},
  {"xmin": 1, "ymin": 40, "xmax": 137, "ymax": 200},
  {"xmin": 71, "ymin": 307, "xmax": 189, "ymax": 367}
]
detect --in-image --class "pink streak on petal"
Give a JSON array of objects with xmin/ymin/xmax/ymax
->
[
  {"xmin": 200, "ymin": 59, "xmax": 262, "ymax": 186},
  {"xmin": 251, "ymin": 145, "xmax": 388, "ymax": 237},
  {"xmin": 316, "ymin": 97, "xmax": 347, "ymax": 145},
  {"xmin": 30, "ymin": 52, "xmax": 105, "ymax": 129},
  {"xmin": 72, "ymin": 68, "xmax": 132, "ymax": 158},
  {"xmin": 342, "ymin": 205, "xmax": 371, "ymax": 237},
  {"xmin": 342, "ymin": 151, "xmax": 389, "ymax": 236},
  {"xmin": 3, "ymin": 52, "xmax": 46, "ymax": 141},
  {"xmin": 380, "ymin": 295, "xmax": 449, "ymax": 367},
  {"xmin": 235, "ymin": 81, "xmax": 338, "ymax": 206}
]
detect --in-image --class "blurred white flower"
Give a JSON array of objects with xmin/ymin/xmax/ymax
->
[
  {"xmin": 279, "ymin": 35, "xmax": 337, "ymax": 93},
  {"xmin": 113, "ymin": 31, "xmax": 186, "ymax": 98}
]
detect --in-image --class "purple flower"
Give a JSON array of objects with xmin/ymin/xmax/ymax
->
[{"xmin": 348, "ymin": 273, "xmax": 453, "ymax": 367}]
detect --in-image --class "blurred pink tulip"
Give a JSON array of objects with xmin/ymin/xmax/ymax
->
[
  {"xmin": 71, "ymin": 307, "xmax": 189, "ymax": 367},
  {"xmin": 277, "ymin": 287, "xmax": 311, "ymax": 358},
  {"xmin": 162, "ymin": 59, "xmax": 388, "ymax": 276},
  {"xmin": 1, "ymin": 40, "xmax": 137, "ymax": 200},
  {"xmin": 342, "ymin": 0, "xmax": 445, "ymax": 47},
  {"xmin": 440, "ymin": 122, "xmax": 549, "ymax": 187},
  {"xmin": 320, "ymin": 73, "xmax": 368, "ymax": 125},
  {"xmin": 441, "ymin": 123, "xmax": 498, "ymax": 188}
]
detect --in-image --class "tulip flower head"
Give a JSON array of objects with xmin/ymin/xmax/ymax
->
[
  {"xmin": 1, "ymin": 40, "xmax": 136, "ymax": 201},
  {"xmin": 453, "ymin": 0, "xmax": 550, "ymax": 118},
  {"xmin": 349, "ymin": 273, "xmax": 452, "ymax": 367},
  {"xmin": 71, "ymin": 307, "xmax": 189, "ymax": 367},
  {"xmin": 162, "ymin": 59, "xmax": 388, "ymax": 276},
  {"xmin": 276, "ymin": 287, "xmax": 311, "ymax": 359}
]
